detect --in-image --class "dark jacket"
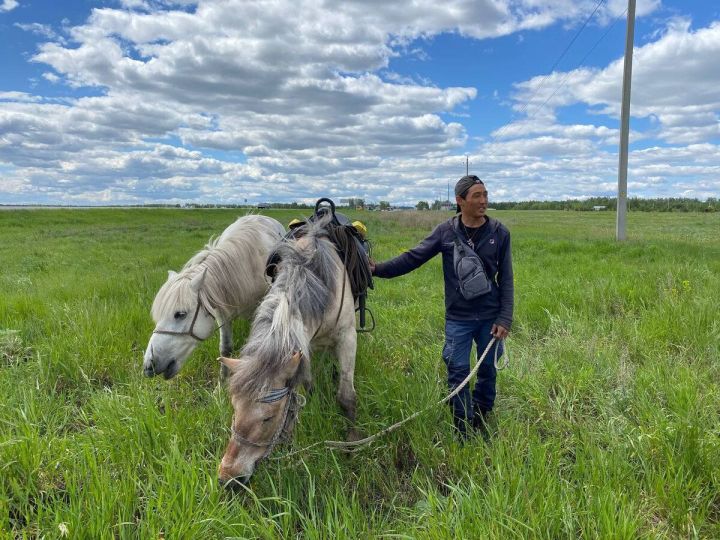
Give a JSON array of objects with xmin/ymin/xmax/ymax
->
[{"xmin": 374, "ymin": 215, "xmax": 514, "ymax": 328}]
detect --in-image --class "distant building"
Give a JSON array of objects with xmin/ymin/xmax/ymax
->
[
  {"xmin": 440, "ymin": 201, "xmax": 454, "ymax": 211},
  {"xmin": 593, "ymin": 205, "xmax": 607, "ymax": 211},
  {"xmin": 256, "ymin": 202, "xmax": 272, "ymax": 209}
]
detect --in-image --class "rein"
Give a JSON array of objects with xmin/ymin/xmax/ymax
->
[
  {"xmin": 306, "ymin": 240, "xmax": 350, "ymax": 342},
  {"xmin": 334, "ymin": 248, "xmax": 348, "ymax": 327},
  {"xmin": 152, "ymin": 292, "xmax": 207, "ymax": 341},
  {"xmin": 152, "ymin": 292, "xmax": 232, "ymax": 342}
]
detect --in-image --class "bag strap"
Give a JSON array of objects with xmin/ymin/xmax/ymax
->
[
  {"xmin": 453, "ymin": 216, "xmax": 496, "ymax": 256},
  {"xmin": 451, "ymin": 217, "xmax": 468, "ymax": 253},
  {"xmin": 452, "ymin": 216, "xmax": 480, "ymax": 257}
]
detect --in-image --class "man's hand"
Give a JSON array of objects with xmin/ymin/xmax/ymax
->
[
  {"xmin": 369, "ymin": 258, "xmax": 376, "ymax": 274},
  {"xmin": 491, "ymin": 324, "xmax": 508, "ymax": 340}
]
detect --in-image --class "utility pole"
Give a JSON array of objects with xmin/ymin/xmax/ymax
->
[
  {"xmin": 465, "ymin": 155, "xmax": 469, "ymax": 176},
  {"xmin": 616, "ymin": 0, "xmax": 636, "ymax": 241}
]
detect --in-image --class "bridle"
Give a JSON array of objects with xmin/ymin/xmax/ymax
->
[
  {"xmin": 229, "ymin": 386, "xmax": 307, "ymax": 461},
  {"xmin": 152, "ymin": 292, "xmax": 210, "ymax": 342}
]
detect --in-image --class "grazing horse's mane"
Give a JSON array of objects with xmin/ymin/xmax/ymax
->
[
  {"xmin": 151, "ymin": 215, "xmax": 279, "ymax": 322},
  {"xmin": 230, "ymin": 216, "xmax": 339, "ymax": 398}
]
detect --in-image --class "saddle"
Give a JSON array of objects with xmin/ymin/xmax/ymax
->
[{"xmin": 265, "ymin": 198, "xmax": 374, "ymax": 331}]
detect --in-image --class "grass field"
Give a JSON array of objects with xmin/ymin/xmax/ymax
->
[{"xmin": 1, "ymin": 208, "xmax": 719, "ymax": 538}]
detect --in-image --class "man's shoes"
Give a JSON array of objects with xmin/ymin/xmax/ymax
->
[
  {"xmin": 453, "ymin": 412, "xmax": 496, "ymax": 443},
  {"xmin": 472, "ymin": 409, "xmax": 492, "ymax": 441},
  {"xmin": 452, "ymin": 416, "xmax": 470, "ymax": 442}
]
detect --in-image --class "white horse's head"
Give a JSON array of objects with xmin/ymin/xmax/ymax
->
[{"xmin": 143, "ymin": 268, "xmax": 216, "ymax": 379}]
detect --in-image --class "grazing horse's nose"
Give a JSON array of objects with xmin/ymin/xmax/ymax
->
[
  {"xmin": 143, "ymin": 358, "xmax": 156, "ymax": 377},
  {"xmin": 143, "ymin": 346, "xmax": 157, "ymax": 377},
  {"xmin": 219, "ymin": 476, "xmax": 249, "ymax": 491}
]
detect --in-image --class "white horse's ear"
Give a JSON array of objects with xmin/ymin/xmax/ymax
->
[
  {"xmin": 218, "ymin": 356, "xmax": 243, "ymax": 374},
  {"xmin": 190, "ymin": 268, "xmax": 207, "ymax": 293},
  {"xmin": 167, "ymin": 270, "xmax": 178, "ymax": 280}
]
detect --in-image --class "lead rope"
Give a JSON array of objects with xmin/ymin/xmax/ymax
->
[
  {"xmin": 495, "ymin": 337, "xmax": 509, "ymax": 370},
  {"xmin": 276, "ymin": 337, "xmax": 509, "ymax": 458}
]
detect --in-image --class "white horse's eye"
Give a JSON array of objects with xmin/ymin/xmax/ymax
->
[
  {"xmin": 262, "ymin": 416, "xmax": 275, "ymax": 423},
  {"xmin": 174, "ymin": 311, "xmax": 188, "ymax": 320}
]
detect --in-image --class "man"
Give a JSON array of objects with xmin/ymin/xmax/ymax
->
[{"xmin": 370, "ymin": 175, "xmax": 514, "ymax": 439}]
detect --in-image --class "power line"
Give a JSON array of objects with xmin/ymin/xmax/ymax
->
[
  {"xmin": 491, "ymin": 0, "xmax": 610, "ymax": 141},
  {"xmin": 546, "ymin": 0, "xmax": 607, "ymax": 76},
  {"xmin": 522, "ymin": 8, "xmax": 628, "ymax": 126}
]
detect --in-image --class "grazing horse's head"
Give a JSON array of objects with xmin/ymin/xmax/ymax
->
[
  {"xmin": 143, "ymin": 268, "xmax": 216, "ymax": 379},
  {"xmin": 218, "ymin": 352, "xmax": 304, "ymax": 488}
]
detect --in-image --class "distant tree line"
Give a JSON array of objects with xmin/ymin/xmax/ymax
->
[
  {"xmin": 49, "ymin": 196, "xmax": 712, "ymax": 212},
  {"xmin": 259, "ymin": 202, "xmax": 313, "ymax": 209},
  {"xmin": 141, "ymin": 202, "xmax": 315, "ymax": 209},
  {"xmin": 489, "ymin": 197, "xmax": 716, "ymax": 212},
  {"xmin": 412, "ymin": 197, "xmax": 717, "ymax": 213}
]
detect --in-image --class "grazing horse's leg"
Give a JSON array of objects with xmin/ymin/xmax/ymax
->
[
  {"xmin": 335, "ymin": 327, "xmax": 358, "ymax": 430},
  {"xmin": 219, "ymin": 317, "xmax": 233, "ymax": 380}
]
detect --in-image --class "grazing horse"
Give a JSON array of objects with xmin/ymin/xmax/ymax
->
[
  {"xmin": 217, "ymin": 216, "xmax": 358, "ymax": 487},
  {"xmin": 143, "ymin": 214, "xmax": 285, "ymax": 380}
]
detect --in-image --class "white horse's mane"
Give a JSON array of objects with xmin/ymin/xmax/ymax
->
[{"xmin": 151, "ymin": 215, "xmax": 283, "ymax": 322}]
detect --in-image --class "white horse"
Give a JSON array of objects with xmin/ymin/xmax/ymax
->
[
  {"xmin": 217, "ymin": 216, "xmax": 359, "ymax": 487},
  {"xmin": 143, "ymin": 214, "xmax": 285, "ymax": 380}
]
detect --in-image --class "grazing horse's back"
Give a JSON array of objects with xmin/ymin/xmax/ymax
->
[{"xmin": 143, "ymin": 214, "xmax": 285, "ymax": 379}]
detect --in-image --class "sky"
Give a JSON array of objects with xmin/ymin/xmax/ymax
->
[{"xmin": 1, "ymin": 0, "xmax": 719, "ymax": 206}]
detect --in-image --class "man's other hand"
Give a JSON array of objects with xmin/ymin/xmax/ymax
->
[{"xmin": 491, "ymin": 324, "xmax": 508, "ymax": 340}]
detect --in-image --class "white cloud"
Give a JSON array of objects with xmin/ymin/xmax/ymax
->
[
  {"xmin": 14, "ymin": 22, "xmax": 54, "ymax": 39},
  {"xmin": 0, "ymin": 0, "xmax": 19, "ymax": 13},
  {"xmin": 473, "ymin": 16, "xmax": 720, "ymax": 203},
  {"xmin": 2, "ymin": 0, "xmax": 717, "ymax": 205},
  {"xmin": 0, "ymin": 91, "xmax": 41, "ymax": 103},
  {"xmin": 506, "ymin": 18, "xmax": 720, "ymax": 144},
  {"xmin": 42, "ymin": 72, "xmax": 61, "ymax": 84}
]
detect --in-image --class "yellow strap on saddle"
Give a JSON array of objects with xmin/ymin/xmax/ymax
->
[{"xmin": 352, "ymin": 220, "xmax": 367, "ymax": 238}]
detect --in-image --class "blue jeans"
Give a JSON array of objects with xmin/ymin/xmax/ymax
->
[{"xmin": 442, "ymin": 318, "xmax": 503, "ymax": 423}]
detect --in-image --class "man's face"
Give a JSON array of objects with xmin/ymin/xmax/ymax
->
[{"xmin": 456, "ymin": 183, "xmax": 488, "ymax": 219}]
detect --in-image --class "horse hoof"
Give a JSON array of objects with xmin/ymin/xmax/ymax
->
[{"xmin": 346, "ymin": 428, "xmax": 364, "ymax": 442}]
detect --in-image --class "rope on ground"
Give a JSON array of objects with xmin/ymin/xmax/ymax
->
[{"xmin": 277, "ymin": 336, "xmax": 506, "ymax": 459}]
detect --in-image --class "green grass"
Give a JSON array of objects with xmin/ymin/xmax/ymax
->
[{"xmin": 1, "ymin": 208, "xmax": 719, "ymax": 538}]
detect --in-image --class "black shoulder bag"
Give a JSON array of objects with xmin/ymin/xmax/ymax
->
[{"xmin": 452, "ymin": 218, "xmax": 492, "ymax": 300}]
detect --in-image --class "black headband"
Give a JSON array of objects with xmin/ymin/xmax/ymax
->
[{"xmin": 454, "ymin": 175, "xmax": 483, "ymax": 199}]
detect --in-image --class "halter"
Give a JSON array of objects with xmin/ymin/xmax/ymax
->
[
  {"xmin": 230, "ymin": 387, "xmax": 307, "ymax": 461},
  {"xmin": 152, "ymin": 292, "xmax": 209, "ymax": 342}
]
